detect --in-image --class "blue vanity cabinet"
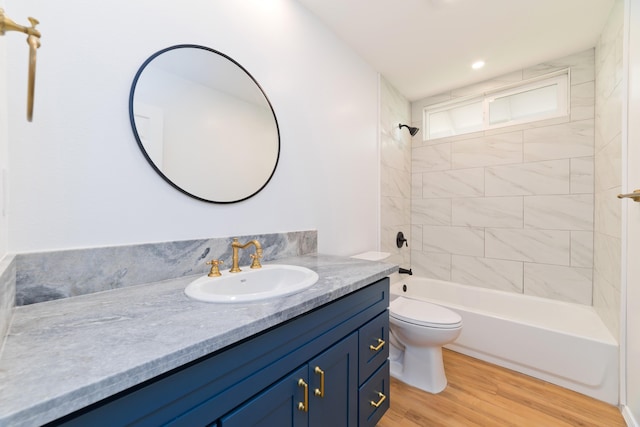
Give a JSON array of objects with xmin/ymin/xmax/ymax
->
[
  {"xmin": 221, "ymin": 333, "xmax": 358, "ymax": 427},
  {"xmin": 219, "ymin": 365, "xmax": 309, "ymax": 427},
  {"xmin": 357, "ymin": 310, "xmax": 390, "ymax": 427},
  {"xmin": 46, "ymin": 278, "xmax": 389, "ymax": 427}
]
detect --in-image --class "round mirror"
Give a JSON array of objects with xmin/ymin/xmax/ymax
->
[{"xmin": 129, "ymin": 45, "xmax": 280, "ymax": 203}]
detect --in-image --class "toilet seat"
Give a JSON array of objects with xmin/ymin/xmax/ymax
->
[{"xmin": 390, "ymin": 297, "xmax": 462, "ymax": 329}]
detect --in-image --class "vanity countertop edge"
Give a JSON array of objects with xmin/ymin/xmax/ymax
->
[{"xmin": 0, "ymin": 254, "xmax": 397, "ymax": 427}]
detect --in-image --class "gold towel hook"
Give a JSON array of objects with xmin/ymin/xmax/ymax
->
[
  {"xmin": 0, "ymin": 8, "xmax": 42, "ymax": 122},
  {"xmin": 617, "ymin": 189, "xmax": 640, "ymax": 203}
]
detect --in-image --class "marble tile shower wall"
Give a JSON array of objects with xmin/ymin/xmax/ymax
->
[
  {"xmin": 380, "ymin": 77, "xmax": 412, "ymax": 269},
  {"xmin": 409, "ymin": 49, "xmax": 596, "ymax": 305},
  {"xmin": 15, "ymin": 230, "xmax": 317, "ymax": 305},
  {"xmin": 593, "ymin": 0, "xmax": 623, "ymax": 338}
]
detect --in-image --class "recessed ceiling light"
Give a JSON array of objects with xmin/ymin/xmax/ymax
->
[{"xmin": 472, "ymin": 60, "xmax": 485, "ymax": 70}]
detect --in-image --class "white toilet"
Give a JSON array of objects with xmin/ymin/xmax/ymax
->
[{"xmin": 389, "ymin": 296, "xmax": 463, "ymax": 393}]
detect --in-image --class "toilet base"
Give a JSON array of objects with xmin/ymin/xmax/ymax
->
[{"xmin": 390, "ymin": 344, "xmax": 448, "ymax": 394}]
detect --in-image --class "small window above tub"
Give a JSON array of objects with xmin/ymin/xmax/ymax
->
[{"xmin": 423, "ymin": 69, "xmax": 569, "ymax": 141}]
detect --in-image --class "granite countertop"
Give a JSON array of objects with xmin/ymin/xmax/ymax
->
[{"xmin": 0, "ymin": 254, "xmax": 396, "ymax": 427}]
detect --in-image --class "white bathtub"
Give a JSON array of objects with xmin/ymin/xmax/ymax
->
[{"xmin": 390, "ymin": 276, "xmax": 619, "ymax": 404}]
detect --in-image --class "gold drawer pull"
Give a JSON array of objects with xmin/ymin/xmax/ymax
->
[
  {"xmin": 370, "ymin": 391, "xmax": 387, "ymax": 408},
  {"xmin": 298, "ymin": 378, "xmax": 308, "ymax": 412},
  {"xmin": 314, "ymin": 366, "xmax": 325, "ymax": 397},
  {"xmin": 369, "ymin": 338, "xmax": 385, "ymax": 352}
]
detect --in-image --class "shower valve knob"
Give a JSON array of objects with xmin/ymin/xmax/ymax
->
[{"xmin": 396, "ymin": 231, "xmax": 408, "ymax": 248}]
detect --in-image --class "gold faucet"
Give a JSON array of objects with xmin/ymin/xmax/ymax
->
[
  {"xmin": 230, "ymin": 238, "xmax": 263, "ymax": 272},
  {"xmin": 206, "ymin": 259, "xmax": 223, "ymax": 277}
]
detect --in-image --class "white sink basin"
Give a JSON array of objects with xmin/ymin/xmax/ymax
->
[{"xmin": 184, "ymin": 264, "xmax": 319, "ymax": 303}]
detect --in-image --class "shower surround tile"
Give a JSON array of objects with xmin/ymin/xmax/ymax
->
[
  {"xmin": 524, "ymin": 263, "xmax": 593, "ymax": 305},
  {"xmin": 594, "ymin": 133, "xmax": 622, "ymax": 192},
  {"xmin": 595, "ymin": 188, "xmax": 622, "ymax": 239},
  {"xmin": 412, "ymin": 143, "xmax": 451, "ymax": 172},
  {"xmin": 570, "ymin": 157, "xmax": 595, "ymax": 194},
  {"xmin": 593, "ymin": 1, "xmax": 623, "ymax": 338},
  {"xmin": 485, "ymin": 229, "xmax": 570, "ymax": 266},
  {"xmin": 412, "ymin": 250, "xmax": 451, "ymax": 281},
  {"xmin": 571, "ymin": 231, "xmax": 594, "ymax": 268},
  {"xmin": 523, "ymin": 120, "xmax": 595, "ymax": 162},
  {"xmin": 381, "ymin": 132, "xmax": 411, "ymax": 172},
  {"xmin": 408, "ymin": 50, "xmax": 595, "ymax": 306},
  {"xmin": 595, "ymin": 84, "xmax": 622, "ymax": 152},
  {"xmin": 411, "ymin": 224, "xmax": 424, "ymax": 252},
  {"xmin": 485, "ymin": 160, "xmax": 570, "ymax": 196},
  {"xmin": 412, "ymin": 198, "xmax": 451, "ymax": 226},
  {"xmin": 381, "ymin": 196, "xmax": 410, "ymax": 227},
  {"xmin": 594, "ymin": 232, "xmax": 621, "ymax": 290},
  {"xmin": 451, "ymin": 132, "xmax": 523, "ymax": 168},
  {"xmin": 422, "ymin": 226, "xmax": 484, "ymax": 257},
  {"xmin": 451, "ymin": 255, "xmax": 523, "ymax": 293},
  {"xmin": 380, "ymin": 77, "xmax": 412, "ymax": 269},
  {"xmin": 593, "ymin": 269, "xmax": 620, "ymax": 339},
  {"xmin": 422, "ymin": 168, "xmax": 484, "ymax": 198},
  {"xmin": 381, "ymin": 166, "xmax": 411, "ymax": 199},
  {"xmin": 452, "ymin": 197, "xmax": 523, "ymax": 228},
  {"xmin": 524, "ymin": 194, "xmax": 594, "ymax": 230},
  {"xmin": 571, "ymin": 81, "xmax": 596, "ymax": 121}
]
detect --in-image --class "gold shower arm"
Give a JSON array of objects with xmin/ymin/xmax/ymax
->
[{"xmin": 0, "ymin": 9, "xmax": 41, "ymax": 122}]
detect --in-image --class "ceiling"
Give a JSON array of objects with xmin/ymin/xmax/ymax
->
[{"xmin": 296, "ymin": 0, "xmax": 616, "ymax": 101}]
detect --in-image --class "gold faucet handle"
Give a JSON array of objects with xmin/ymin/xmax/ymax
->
[
  {"xmin": 250, "ymin": 253, "xmax": 262, "ymax": 269},
  {"xmin": 206, "ymin": 259, "xmax": 224, "ymax": 277}
]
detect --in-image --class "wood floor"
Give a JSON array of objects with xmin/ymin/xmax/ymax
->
[{"xmin": 377, "ymin": 349, "xmax": 625, "ymax": 427}]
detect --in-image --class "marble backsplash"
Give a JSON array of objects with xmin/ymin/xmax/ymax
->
[
  {"xmin": 15, "ymin": 230, "xmax": 317, "ymax": 306},
  {"xmin": 0, "ymin": 255, "xmax": 16, "ymax": 349}
]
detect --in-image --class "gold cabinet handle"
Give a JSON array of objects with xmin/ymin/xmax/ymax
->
[
  {"xmin": 314, "ymin": 366, "xmax": 325, "ymax": 397},
  {"xmin": 369, "ymin": 338, "xmax": 385, "ymax": 352},
  {"xmin": 370, "ymin": 391, "xmax": 387, "ymax": 408},
  {"xmin": 618, "ymin": 189, "xmax": 640, "ymax": 202},
  {"xmin": 297, "ymin": 378, "xmax": 308, "ymax": 412}
]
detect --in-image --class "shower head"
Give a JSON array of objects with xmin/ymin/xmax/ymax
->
[{"xmin": 399, "ymin": 123, "xmax": 419, "ymax": 137}]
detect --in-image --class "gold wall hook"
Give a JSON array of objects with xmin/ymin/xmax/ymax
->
[{"xmin": 0, "ymin": 8, "xmax": 41, "ymax": 122}]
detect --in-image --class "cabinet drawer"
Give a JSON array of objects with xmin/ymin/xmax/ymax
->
[
  {"xmin": 358, "ymin": 310, "xmax": 389, "ymax": 384},
  {"xmin": 358, "ymin": 360, "xmax": 390, "ymax": 427}
]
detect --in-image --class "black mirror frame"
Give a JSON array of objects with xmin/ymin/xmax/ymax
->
[{"xmin": 129, "ymin": 44, "xmax": 281, "ymax": 204}]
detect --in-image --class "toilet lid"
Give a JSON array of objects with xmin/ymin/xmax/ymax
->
[{"xmin": 390, "ymin": 297, "xmax": 462, "ymax": 329}]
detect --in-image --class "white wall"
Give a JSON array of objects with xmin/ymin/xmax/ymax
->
[
  {"xmin": 0, "ymin": 0, "xmax": 8, "ymax": 260},
  {"xmin": 4, "ymin": 0, "xmax": 380, "ymax": 256},
  {"xmin": 624, "ymin": 0, "xmax": 640, "ymax": 422}
]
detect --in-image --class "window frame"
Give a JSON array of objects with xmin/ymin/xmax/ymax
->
[{"xmin": 423, "ymin": 69, "xmax": 571, "ymax": 141}]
